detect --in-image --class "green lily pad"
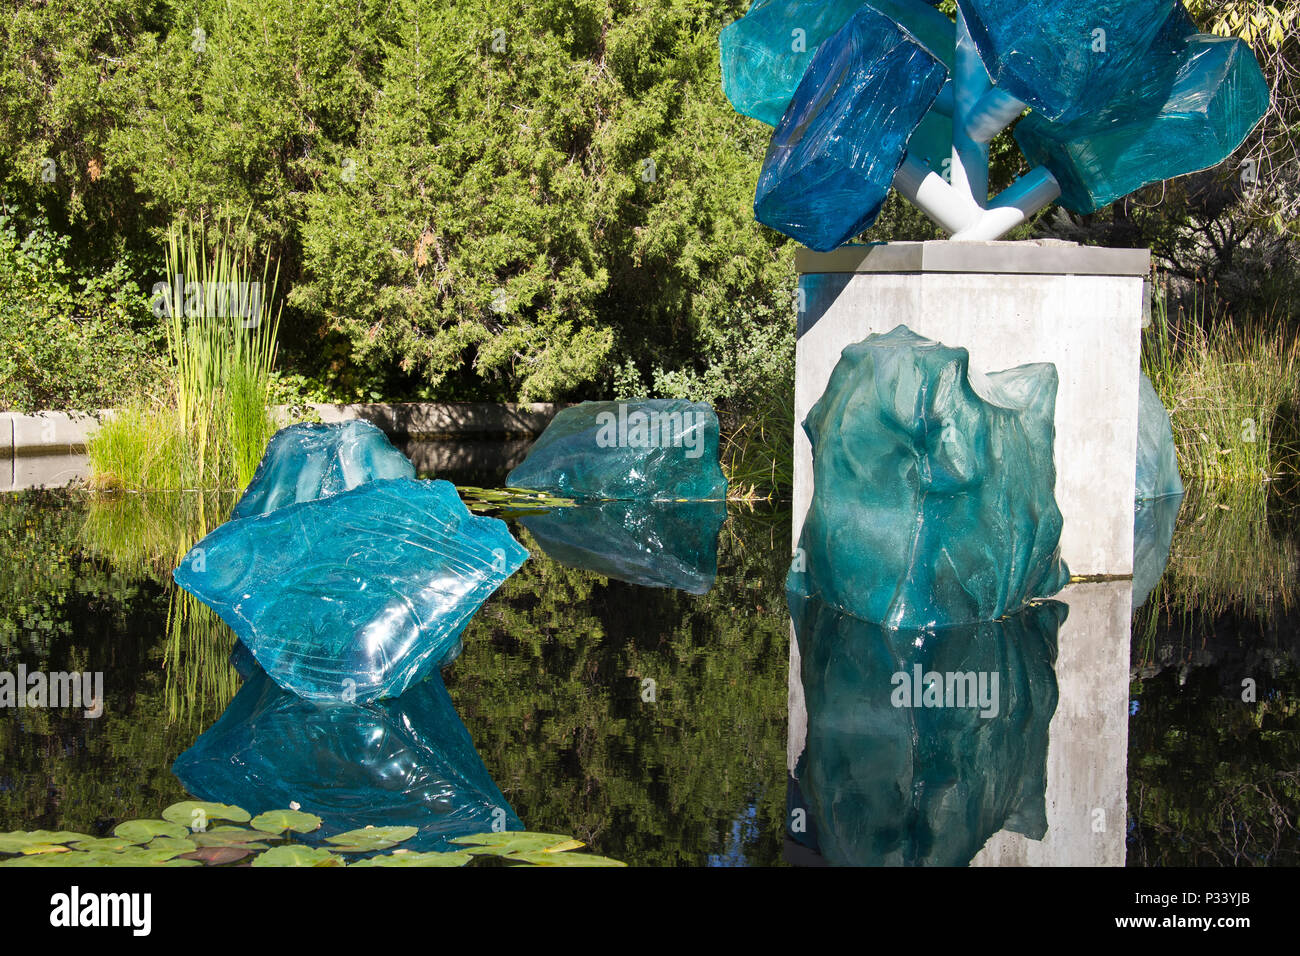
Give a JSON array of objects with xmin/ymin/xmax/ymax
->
[
  {"xmin": 504, "ymin": 850, "xmax": 627, "ymax": 867},
  {"xmin": 19, "ymin": 844, "xmax": 72, "ymax": 856},
  {"xmin": 191, "ymin": 828, "xmax": 275, "ymax": 848},
  {"xmin": 250, "ymin": 845, "xmax": 341, "ymax": 867},
  {"xmin": 0, "ymin": 830, "xmax": 93, "ymax": 853},
  {"xmin": 450, "ymin": 831, "xmax": 584, "ymax": 856},
  {"xmin": 250, "ymin": 809, "xmax": 322, "ymax": 834},
  {"xmin": 147, "ymin": 836, "xmax": 197, "ymax": 854},
  {"xmin": 69, "ymin": 837, "xmax": 133, "ymax": 852},
  {"xmin": 113, "ymin": 819, "xmax": 190, "ymax": 844},
  {"xmin": 348, "ymin": 850, "xmax": 473, "ymax": 867},
  {"xmin": 325, "ymin": 826, "xmax": 419, "ymax": 852},
  {"xmin": 161, "ymin": 801, "xmax": 251, "ymax": 829}
]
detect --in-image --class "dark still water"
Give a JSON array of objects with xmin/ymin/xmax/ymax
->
[{"xmin": 1, "ymin": 472, "xmax": 1297, "ymax": 866}]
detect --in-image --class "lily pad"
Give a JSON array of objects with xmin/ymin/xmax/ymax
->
[
  {"xmin": 250, "ymin": 809, "xmax": 322, "ymax": 834},
  {"xmin": 450, "ymin": 831, "xmax": 583, "ymax": 856},
  {"xmin": 161, "ymin": 801, "xmax": 251, "ymax": 829},
  {"xmin": 147, "ymin": 836, "xmax": 198, "ymax": 854},
  {"xmin": 69, "ymin": 837, "xmax": 133, "ymax": 852},
  {"xmin": 180, "ymin": 846, "xmax": 254, "ymax": 866},
  {"xmin": 191, "ymin": 828, "xmax": 276, "ymax": 848},
  {"xmin": 348, "ymin": 850, "xmax": 474, "ymax": 867},
  {"xmin": 504, "ymin": 850, "xmax": 627, "ymax": 867},
  {"xmin": 0, "ymin": 830, "xmax": 93, "ymax": 853},
  {"xmin": 19, "ymin": 844, "xmax": 72, "ymax": 856},
  {"xmin": 113, "ymin": 819, "xmax": 191, "ymax": 844},
  {"xmin": 250, "ymin": 845, "xmax": 341, "ymax": 867},
  {"xmin": 325, "ymin": 825, "xmax": 418, "ymax": 852}
]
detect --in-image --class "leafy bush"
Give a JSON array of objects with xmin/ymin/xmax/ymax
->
[{"xmin": 0, "ymin": 210, "xmax": 162, "ymax": 411}]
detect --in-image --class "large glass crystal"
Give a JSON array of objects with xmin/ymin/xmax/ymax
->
[
  {"xmin": 1015, "ymin": 18, "xmax": 1269, "ymax": 214},
  {"xmin": 956, "ymin": 0, "xmax": 1179, "ymax": 121},
  {"xmin": 721, "ymin": 0, "xmax": 955, "ymax": 127},
  {"xmin": 753, "ymin": 5, "xmax": 949, "ymax": 252},
  {"xmin": 174, "ymin": 478, "xmax": 528, "ymax": 702},
  {"xmin": 1135, "ymin": 372, "xmax": 1184, "ymax": 501},
  {"xmin": 506, "ymin": 399, "xmax": 727, "ymax": 501},
  {"xmin": 789, "ymin": 326, "xmax": 1069, "ymax": 629},
  {"xmin": 230, "ymin": 420, "xmax": 414, "ymax": 521}
]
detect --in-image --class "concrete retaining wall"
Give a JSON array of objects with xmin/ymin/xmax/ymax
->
[{"xmin": 0, "ymin": 402, "xmax": 561, "ymax": 491}]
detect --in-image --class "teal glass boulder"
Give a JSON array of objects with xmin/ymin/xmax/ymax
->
[
  {"xmin": 720, "ymin": 0, "xmax": 955, "ymax": 127},
  {"xmin": 519, "ymin": 500, "xmax": 728, "ymax": 594},
  {"xmin": 789, "ymin": 326, "xmax": 1069, "ymax": 629},
  {"xmin": 1015, "ymin": 23, "xmax": 1269, "ymax": 214},
  {"xmin": 174, "ymin": 478, "xmax": 528, "ymax": 702},
  {"xmin": 955, "ymin": 0, "xmax": 1179, "ymax": 122},
  {"xmin": 1135, "ymin": 372, "xmax": 1184, "ymax": 501},
  {"xmin": 788, "ymin": 589, "xmax": 1062, "ymax": 865},
  {"xmin": 230, "ymin": 420, "xmax": 414, "ymax": 521},
  {"xmin": 173, "ymin": 667, "xmax": 521, "ymax": 852},
  {"xmin": 506, "ymin": 399, "xmax": 727, "ymax": 501},
  {"xmin": 754, "ymin": 5, "xmax": 949, "ymax": 252}
]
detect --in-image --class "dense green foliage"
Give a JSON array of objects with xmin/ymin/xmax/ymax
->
[
  {"xmin": 0, "ymin": 0, "xmax": 794, "ymax": 406},
  {"xmin": 0, "ymin": 210, "xmax": 161, "ymax": 411}
]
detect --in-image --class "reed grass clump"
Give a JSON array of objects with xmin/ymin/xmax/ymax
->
[
  {"xmin": 87, "ymin": 216, "xmax": 281, "ymax": 491},
  {"xmin": 1143, "ymin": 283, "xmax": 1300, "ymax": 482}
]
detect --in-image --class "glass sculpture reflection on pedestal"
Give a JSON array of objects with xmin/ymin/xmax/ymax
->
[{"xmin": 788, "ymin": 589, "xmax": 1063, "ymax": 866}]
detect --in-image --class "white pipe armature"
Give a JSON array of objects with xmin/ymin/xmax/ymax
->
[
  {"xmin": 894, "ymin": 154, "xmax": 983, "ymax": 235},
  {"xmin": 951, "ymin": 167, "xmax": 1062, "ymax": 241}
]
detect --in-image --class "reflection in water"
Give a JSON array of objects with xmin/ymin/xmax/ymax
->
[
  {"xmin": 173, "ymin": 667, "xmax": 521, "ymax": 850},
  {"xmin": 789, "ymin": 581, "xmax": 1134, "ymax": 866},
  {"xmin": 1133, "ymin": 494, "xmax": 1183, "ymax": 611},
  {"xmin": 787, "ymin": 593, "xmax": 1063, "ymax": 866},
  {"xmin": 520, "ymin": 500, "xmax": 728, "ymax": 594}
]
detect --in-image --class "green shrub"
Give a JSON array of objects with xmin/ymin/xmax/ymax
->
[{"xmin": 0, "ymin": 210, "xmax": 162, "ymax": 411}]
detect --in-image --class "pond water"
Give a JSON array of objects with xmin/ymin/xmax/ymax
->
[{"xmin": 1, "ymin": 451, "xmax": 1297, "ymax": 866}]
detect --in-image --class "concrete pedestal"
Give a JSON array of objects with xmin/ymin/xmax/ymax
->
[{"xmin": 792, "ymin": 239, "xmax": 1151, "ymax": 578}]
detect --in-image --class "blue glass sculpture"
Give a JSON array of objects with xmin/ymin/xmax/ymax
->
[
  {"xmin": 1135, "ymin": 372, "xmax": 1184, "ymax": 500},
  {"xmin": 174, "ymin": 667, "xmax": 521, "ymax": 852},
  {"xmin": 506, "ymin": 399, "xmax": 727, "ymax": 501},
  {"xmin": 519, "ymin": 500, "xmax": 728, "ymax": 594},
  {"xmin": 230, "ymin": 420, "xmax": 415, "ymax": 521},
  {"xmin": 1015, "ymin": 21, "xmax": 1270, "ymax": 214},
  {"xmin": 956, "ymin": 0, "xmax": 1179, "ymax": 122},
  {"xmin": 721, "ymin": 0, "xmax": 955, "ymax": 127},
  {"xmin": 789, "ymin": 326, "xmax": 1069, "ymax": 628},
  {"xmin": 753, "ymin": 5, "xmax": 949, "ymax": 252},
  {"xmin": 788, "ymin": 588, "xmax": 1062, "ymax": 866},
  {"xmin": 175, "ymin": 478, "xmax": 528, "ymax": 702}
]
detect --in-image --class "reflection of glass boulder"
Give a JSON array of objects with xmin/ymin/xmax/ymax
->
[
  {"xmin": 520, "ymin": 500, "xmax": 728, "ymax": 595},
  {"xmin": 230, "ymin": 420, "xmax": 414, "ymax": 521},
  {"xmin": 173, "ymin": 668, "xmax": 521, "ymax": 851},
  {"xmin": 175, "ymin": 478, "xmax": 528, "ymax": 702},
  {"xmin": 506, "ymin": 399, "xmax": 727, "ymax": 501},
  {"xmin": 754, "ymin": 5, "xmax": 949, "ymax": 251},
  {"xmin": 791, "ymin": 326, "xmax": 1069, "ymax": 629},
  {"xmin": 1132, "ymin": 493, "xmax": 1182, "ymax": 611},
  {"xmin": 1015, "ymin": 5, "xmax": 1269, "ymax": 215},
  {"xmin": 789, "ymin": 590, "xmax": 1063, "ymax": 866}
]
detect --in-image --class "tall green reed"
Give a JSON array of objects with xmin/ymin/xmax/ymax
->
[{"xmin": 90, "ymin": 216, "xmax": 281, "ymax": 491}]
